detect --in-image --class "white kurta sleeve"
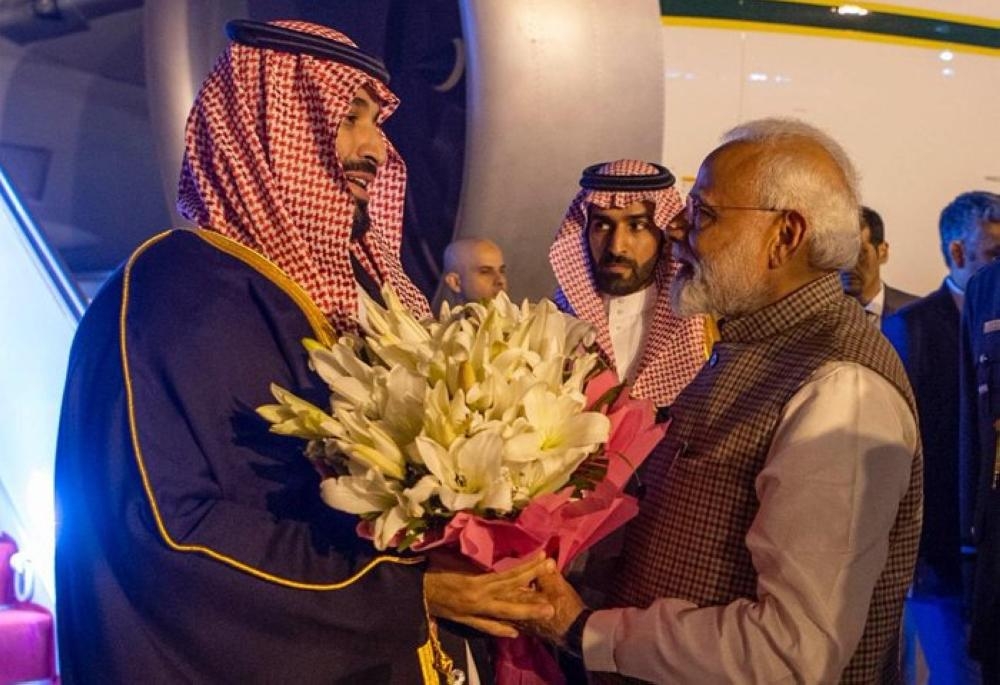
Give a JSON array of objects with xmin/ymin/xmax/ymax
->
[{"xmin": 582, "ymin": 361, "xmax": 918, "ymax": 683}]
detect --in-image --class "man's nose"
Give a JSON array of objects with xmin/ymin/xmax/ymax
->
[
  {"xmin": 357, "ymin": 125, "xmax": 387, "ymax": 166},
  {"xmin": 608, "ymin": 226, "xmax": 632, "ymax": 255}
]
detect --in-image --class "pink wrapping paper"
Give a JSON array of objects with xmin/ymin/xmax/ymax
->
[{"xmin": 414, "ymin": 370, "xmax": 669, "ymax": 685}]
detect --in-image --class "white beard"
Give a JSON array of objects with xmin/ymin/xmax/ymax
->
[{"xmin": 671, "ymin": 232, "xmax": 770, "ymax": 320}]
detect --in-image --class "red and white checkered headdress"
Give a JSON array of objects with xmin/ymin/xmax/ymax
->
[
  {"xmin": 177, "ymin": 19, "xmax": 429, "ymax": 333},
  {"xmin": 549, "ymin": 159, "xmax": 705, "ymax": 406}
]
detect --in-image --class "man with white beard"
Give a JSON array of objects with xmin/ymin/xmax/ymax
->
[{"xmin": 529, "ymin": 118, "xmax": 922, "ymax": 684}]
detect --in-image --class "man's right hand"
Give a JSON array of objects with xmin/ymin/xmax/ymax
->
[{"xmin": 424, "ymin": 550, "xmax": 556, "ymax": 638}]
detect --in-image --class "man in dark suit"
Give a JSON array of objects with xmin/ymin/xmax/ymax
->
[
  {"xmin": 841, "ymin": 206, "xmax": 918, "ymax": 325},
  {"xmin": 884, "ymin": 190, "xmax": 1000, "ymax": 683},
  {"xmin": 959, "ymin": 208, "xmax": 1000, "ymax": 684}
]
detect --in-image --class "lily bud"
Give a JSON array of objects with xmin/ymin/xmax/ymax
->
[{"xmin": 459, "ymin": 360, "xmax": 476, "ymax": 393}]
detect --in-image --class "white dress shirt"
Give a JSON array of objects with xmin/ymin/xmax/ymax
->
[
  {"xmin": 864, "ymin": 283, "xmax": 886, "ymax": 324},
  {"xmin": 605, "ymin": 284, "xmax": 658, "ymax": 383},
  {"xmin": 582, "ymin": 361, "xmax": 918, "ymax": 683}
]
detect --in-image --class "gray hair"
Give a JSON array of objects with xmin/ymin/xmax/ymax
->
[
  {"xmin": 721, "ymin": 118, "xmax": 861, "ymax": 271},
  {"xmin": 938, "ymin": 191, "xmax": 1000, "ymax": 266}
]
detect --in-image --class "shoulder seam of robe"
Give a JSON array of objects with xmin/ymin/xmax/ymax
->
[
  {"xmin": 118, "ymin": 229, "xmax": 424, "ymax": 590},
  {"xmin": 193, "ymin": 228, "xmax": 336, "ymax": 346}
]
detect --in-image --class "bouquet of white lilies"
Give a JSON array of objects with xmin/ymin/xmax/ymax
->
[
  {"xmin": 258, "ymin": 287, "xmax": 620, "ymax": 552},
  {"xmin": 260, "ymin": 286, "xmax": 669, "ymax": 685}
]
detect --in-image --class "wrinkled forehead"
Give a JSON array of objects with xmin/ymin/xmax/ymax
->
[{"xmin": 693, "ymin": 143, "xmax": 760, "ymax": 199}]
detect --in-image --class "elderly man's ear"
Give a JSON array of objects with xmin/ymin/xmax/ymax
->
[
  {"xmin": 444, "ymin": 272, "xmax": 462, "ymax": 294},
  {"xmin": 768, "ymin": 210, "xmax": 808, "ymax": 268}
]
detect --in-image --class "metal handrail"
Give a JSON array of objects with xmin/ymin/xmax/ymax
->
[{"xmin": 0, "ymin": 164, "xmax": 85, "ymax": 321}]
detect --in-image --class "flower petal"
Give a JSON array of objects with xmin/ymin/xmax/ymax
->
[{"xmin": 319, "ymin": 475, "xmax": 396, "ymax": 514}]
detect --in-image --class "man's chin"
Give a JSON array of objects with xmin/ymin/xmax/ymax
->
[{"xmin": 596, "ymin": 273, "xmax": 654, "ymax": 297}]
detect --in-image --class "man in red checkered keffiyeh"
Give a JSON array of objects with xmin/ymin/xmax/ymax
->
[
  {"xmin": 55, "ymin": 20, "xmax": 562, "ymax": 684},
  {"xmin": 549, "ymin": 159, "xmax": 706, "ymax": 408},
  {"xmin": 177, "ymin": 19, "xmax": 430, "ymax": 333}
]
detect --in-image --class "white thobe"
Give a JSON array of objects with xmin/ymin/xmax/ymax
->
[{"xmin": 605, "ymin": 285, "xmax": 658, "ymax": 383}]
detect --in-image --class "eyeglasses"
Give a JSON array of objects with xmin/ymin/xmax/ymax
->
[{"xmin": 684, "ymin": 195, "xmax": 789, "ymax": 232}]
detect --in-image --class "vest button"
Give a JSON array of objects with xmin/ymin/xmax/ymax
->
[{"xmin": 709, "ymin": 350, "xmax": 719, "ymax": 367}]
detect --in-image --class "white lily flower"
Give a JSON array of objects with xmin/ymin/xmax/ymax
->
[
  {"xmin": 326, "ymin": 372, "xmax": 375, "ymax": 413},
  {"xmin": 304, "ymin": 339, "xmax": 377, "ymax": 414},
  {"xmin": 336, "ymin": 443, "xmax": 405, "ymax": 482},
  {"xmin": 320, "ymin": 466, "xmax": 434, "ymax": 551},
  {"xmin": 307, "ymin": 337, "xmax": 374, "ymax": 392},
  {"xmin": 371, "ymin": 505, "xmax": 410, "ymax": 551},
  {"xmin": 501, "ymin": 415, "xmax": 531, "ymax": 440},
  {"xmin": 370, "ymin": 365, "xmax": 426, "ymax": 446},
  {"xmin": 361, "ymin": 287, "xmax": 432, "ymax": 347},
  {"xmin": 562, "ymin": 352, "xmax": 601, "ymax": 395},
  {"xmin": 422, "ymin": 381, "xmax": 471, "ymax": 450},
  {"xmin": 435, "ymin": 298, "xmax": 455, "ymax": 321},
  {"xmin": 319, "ymin": 468, "xmax": 399, "ymax": 515},
  {"xmin": 401, "ymin": 475, "xmax": 440, "ymax": 517},
  {"xmin": 414, "ymin": 430, "xmax": 513, "ymax": 514},
  {"xmin": 490, "ymin": 347, "xmax": 541, "ymax": 377},
  {"xmin": 430, "ymin": 319, "xmax": 472, "ymax": 373},
  {"xmin": 364, "ymin": 338, "xmax": 419, "ymax": 376},
  {"xmin": 256, "ymin": 384, "xmax": 343, "ymax": 439},
  {"xmin": 525, "ymin": 300, "xmax": 557, "ymax": 356},
  {"xmin": 564, "ymin": 313, "xmax": 598, "ymax": 352},
  {"xmin": 489, "ymin": 290, "xmax": 520, "ymax": 322},
  {"xmin": 510, "ymin": 449, "xmax": 592, "ymax": 498},
  {"xmin": 531, "ymin": 356, "xmax": 567, "ymax": 392},
  {"xmin": 334, "ymin": 406, "xmax": 408, "ymax": 480},
  {"xmin": 503, "ymin": 385, "xmax": 610, "ymax": 465},
  {"xmin": 470, "ymin": 367, "xmax": 538, "ymax": 421}
]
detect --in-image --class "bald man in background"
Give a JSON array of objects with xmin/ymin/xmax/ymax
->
[{"xmin": 434, "ymin": 237, "xmax": 508, "ymax": 308}]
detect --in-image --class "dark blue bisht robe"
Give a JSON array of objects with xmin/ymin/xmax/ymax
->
[{"xmin": 54, "ymin": 229, "xmax": 443, "ymax": 684}]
